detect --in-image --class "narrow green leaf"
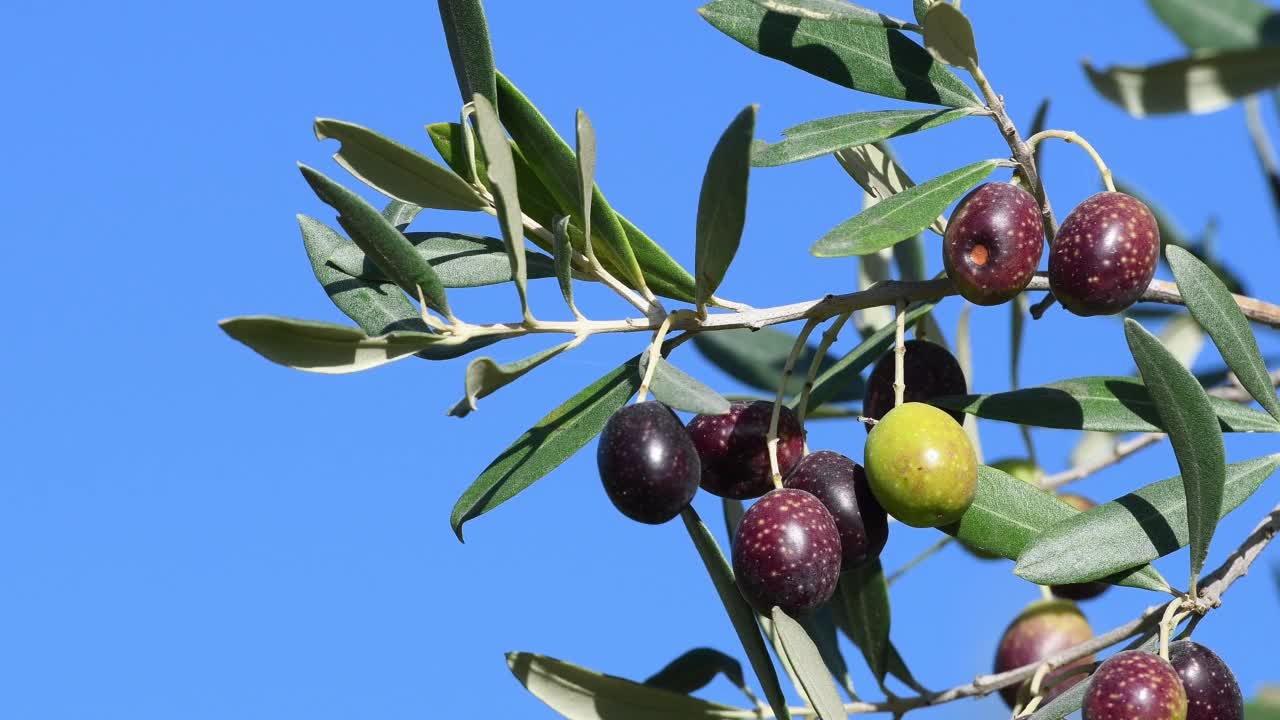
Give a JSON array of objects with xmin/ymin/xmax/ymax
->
[
  {"xmin": 835, "ymin": 142, "xmax": 946, "ymax": 236},
  {"xmin": 314, "ymin": 119, "xmax": 487, "ymax": 211},
  {"xmin": 694, "ymin": 326, "xmax": 864, "ymax": 402},
  {"xmin": 1084, "ymin": 47, "xmax": 1280, "ymax": 117},
  {"xmin": 812, "ymin": 159, "xmax": 998, "ymax": 257},
  {"xmin": 681, "ymin": 507, "xmax": 791, "ymax": 720},
  {"xmin": 618, "ymin": 215, "xmax": 699, "ymax": 303},
  {"xmin": 699, "ymin": 0, "xmax": 981, "ymax": 107},
  {"xmin": 1147, "ymin": 0, "xmax": 1280, "ymax": 51},
  {"xmin": 944, "ymin": 465, "xmax": 1171, "ymax": 592},
  {"xmin": 771, "ymin": 608, "xmax": 846, "ymax": 720},
  {"xmin": 837, "ymin": 560, "xmax": 891, "ymax": 682},
  {"xmin": 853, "ymin": 246, "xmax": 895, "ymax": 337},
  {"xmin": 805, "ymin": 302, "xmax": 936, "ymax": 411},
  {"xmin": 892, "ymin": 231, "xmax": 927, "ymax": 281},
  {"xmin": 723, "ymin": 498, "xmax": 746, "ymax": 538},
  {"xmin": 828, "ymin": 604, "xmax": 925, "ymax": 692},
  {"xmin": 1168, "ymin": 246, "xmax": 1280, "ymax": 420},
  {"xmin": 798, "ymin": 606, "xmax": 857, "ymax": 700},
  {"xmin": 922, "ymin": 1, "xmax": 978, "ymax": 68},
  {"xmin": 299, "ymin": 164, "xmax": 452, "ymax": 317},
  {"xmin": 437, "ymin": 0, "xmax": 498, "ymax": 108},
  {"xmin": 325, "ymin": 231, "xmax": 558, "ymax": 289},
  {"xmin": 576, "ymin": 109, "xmax": 597, "ymax": 262},
  {"xmin": 450, "ymin": 354, "xmax": 641, "ymax": 540},
  {"xmin": 930, "ymin": 376, "xmax": 1280, "ymax": 433},
  {"xmin": 381, "ymin": 199, "xmax": 421, "ymax": 229},
  {"xmin": 640, "ymin": 350, "xmax": 732, "ymax": 415},
  {"xmin": 552, "ymin": 216, "xmax": 582, "ymax": 318},
  {"xmin": 696, "ymin": 105, "xmax": 757, "ymax": 309},
  {"xmin": 749, "ymin": 0, "xmax": 918, "ymax": 30},
  {"xmin": 506, "ymin": 652, "xmax": 746, "ymax": 720},
  {"xmin": 448, "ymin": 340, "xmax": 579, "ymax": 418},
  {"xmin": 912, "ymin": 0, "xmax": 932, "ymax": 26},
  {"xmin": 1011, "ymin": 294, "xmax": 1036, "ymax": 459},
  {"xmin": 1125, "ymin": 319, "xmax": 1227, "ymax": 583},
  {"xmin": 495, "ymin": 72, "xmax": 646, "ymax": 290},
  {"xmin": 472, "ymin": 94, "xmax": 531, "ymax": 319},
  {"xmin": 753, "ymin": 108, "xmax": 974, "ymax": 167},
  {"xmin": 219, "ymin": 316, "xmax": 440, "ymax": 374},
  {"xmin": 1015, "ymin": 454, "xmax": 1279, "ymax": 586},
  {"xmin": 644, "ymin": 648, "xmax": 751, "ymax": 700}
]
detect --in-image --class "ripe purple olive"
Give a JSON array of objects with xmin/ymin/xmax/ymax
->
[
  {"xmin": 1050, "ymin": 494, "xmax": 1109, "ymax": 601},
  {"xmin": 1169, "ymin": 641, "xmax": 1243, "ymax": 720},
  {"xmin": 732, "ymin": 488, "xmax": 842, "ymax": 616},
  {"xmin": 687, "ymin": 400, "xmax": 804, "ymax": 500},
  {"xmin": 864, "ymin": 402, "xmax": 977, "ymax": 528},
  {"xmin": 995, "ymin": 599, "xmax": 1095, "ymax": 709},
  {"xmin": 1084, "ymin": 651, "xmax": 1187, "ymax": 720},
  {"xmin": 597, "ymin": 401, "xmax": 700, "ymax": 524},
  {"xmin": 1049, "ymin": 192, "xmax": 1160, "ymax": 316},
  {"xmin": 943, "ymin": 182, "xmax": 1045, "ymax": 306},
  {"xmin": 783, "ymin": 450, "xmax": 888, "ymax": 570},
  {"xmin": 863, "ymin": 339, "xmax": 967, "ymax": 429}
]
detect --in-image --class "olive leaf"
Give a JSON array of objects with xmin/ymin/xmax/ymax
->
[
  {"xmin": 576, "ymin": 109, "xmax": 597, "ymax": 260},
  {"xmin": 299, "ymin": 164, "xmax": 452, "ymax": 318},
  {"xmin": 698, "ymin": 0, "xmax": 982, "ymax": 108},
  {"xmin": 752, "ymin": 108, "xmax": 975, "ymax": 167},
  {"xmin": 748, "ymin": 0, "xmax": 918, "ymax": 30},
  {"xmin": 1014, "ymin": 454, "xmax": 1280, "ymax": 586},
  {"xmin": 472, "ymin": 94, "xmax": 531, "ymax": 320},
  {"xmin": 696, "ymin": 105, "xmax": 757, "ymax": 309},
  {"xmin": 771, "ymin": 608, "xmax": 846, "ymax": 720},
  {"xmin": 643, "ymin": 648, "xmax": 751, "ymax": 700},
  {"xmin": 437, "ymin": 0, "xmax": 498, "ymax": 108},
  {"xmin": 836, "ymin": 560, "xmax": 891, "ymax": 683},
  {"xmin": 640, "ymin": 349, "xmax": 732, "ymax": 416},
  {"xmin": 834, "ymin": 142, "xmax": 946, "ymax": 235},
  {"xmin": 930, "ymin": 376, "xmax": 1280, "ymax": 433},
  {"xmin": 552, "ymin": 216, "xmax": 583, "ymax": 318},
  {"xmin": 313, "ymin": 119, "xmax": 487, "ymax": 211},
  {"xmin": 945, "ymin": 465, "xmax": 1171, "ymax": 592},
  {"xmin": 811, "ymin": 159, "xmax": 998, "ymax": 257},
  {"xmin": 219, "ymin": 316, "xmax": 441, "ymax": 374},
  {"xmin": 448, "ymin": 340, "xmax": 581, "ymax": 418},
  {"xmin": 922, "ymin": 1, "xmax": 978, "ymax": 68},
  {"xmin": 681, "ymin": 507, "xmax": 791, "ymax": 720},
  {"xmin": 1168, "ymin": 245, "xmax": 1280, "ymax": 421},
  {"xmin": 506, "ymin": 652, "xmax": 746, "ymax": 720},
  {"xmin": 1084, "ymin": 46, "xmax": 1280, "ymax": 117},
  {"xmin": 449, "ymin": 353, "xmax": 641, "ymax": 540},
  {"xmin": 1147, "ymin": 0, "xmax": 1280, "ymax": 51},
  {"xmin": 381, "ymin": 199, "xmax": 421, "ymax": 229},
  {"xmin": 798, "ymin": 606, "xmax": 857, "ymax": 699},
  {"xmin": 1125, "ymin": 319, "xmax": 1226, "ymax": 585},
  {"xmin": 325, "ymin": 232, "xmax": 558, "ymax": 289}
]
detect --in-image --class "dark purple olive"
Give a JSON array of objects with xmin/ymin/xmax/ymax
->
[
  {"xmin": 943, "ymin": 182, "xmax": 1045, "ymax": 306},
  {"xmin": 1169, "ymin": 641, "xmax": 1243, "ymax": 720},
  {"xmin": 863, "ymin": 339, "xmax": 967, "ymax": 429},
  {"xmin": 597, "ymin": 401, "xmax": 700, "ymax": 524},
  {"xmin": 1084, "ymin": 651, "xmax": 1187, "ymax": 720},
  {"xmin": 783, "ymin": 450, "xmax": 888, "ymax": 570},
  {"xmin": 687, "ymin": 401, "xmax": 804, "ymax": 500},
  {"xmin": 1049, "ymin": 192, "xmax": 1160, "ymax": 316},
  {"xmin": 732, "ymin": 488, "xmax": 841, "ymax": 616},
  {"xmin": 1051, "ymin": 494, "xmax": 1109, "ymax": 601},
  {"xmin": 995, "ymin": 600, "xmax": 1094, "ymax": 709}
]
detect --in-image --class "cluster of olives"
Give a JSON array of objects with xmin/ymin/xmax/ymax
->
[
  {"xmin": 996, "ymin": 600, "xmax": 1242, "ymax": 720},
  {"xmin": 944, "ymin": 184, "xmax": 1160, "ymax": 316}
]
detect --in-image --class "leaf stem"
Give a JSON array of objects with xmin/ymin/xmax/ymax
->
[
  {"xmin": 795, "ymin": 312, "xmax": 852, "ymax": 429},
  {"xmin": 769, "ymin": 317, "xmax": 821, "ymax": 488},
  {"xmin": 1024, "ymin": 130, "xmax": 1115, "ymax": 192},
  {"xmin": 635, "ymin": 312, "xmax": 674, "ymax": 403},
  {"xmin": 893, "ymin": 300, "xmax": 907, "ymax": 407}
]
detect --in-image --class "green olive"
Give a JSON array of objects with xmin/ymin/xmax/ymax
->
[{"xmin": 863, "ymin": 402, "xmax": 977, "ymax": 528}]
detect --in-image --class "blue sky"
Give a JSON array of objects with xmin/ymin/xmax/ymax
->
[{"xmin": 3, "ymin": 1, "xmax": 1279, "ymax": 718}]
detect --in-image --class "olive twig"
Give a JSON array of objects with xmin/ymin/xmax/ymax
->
[
  {"xmin": 1025, "ymin": 130, "xmax": 1115, "ymax": 192},
  {"xmin": 893, "ymin": 300, "xmax": 907, "ymax": 407},
  {"xmin": 768, "ymin": 317, "xmax": 822, "ymax": 488},
  {"xmin": 794, "ymin": 312, "xmax": 852, "ymax": 430},
  {"xmin": 634, "ymin": 313, "xmax": 674, "ymax": 403}
]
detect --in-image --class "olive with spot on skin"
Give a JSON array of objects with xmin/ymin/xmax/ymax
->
[
  {"xmin": 1169, "ymin": 641, "xmax": 1243, "ymax": 720},
  {"xmin": 783, "ymin": 450, "xmax": 888, "ymax": 570},
  {"xmin": 687, "ymin": 400, "xmax": 805, "ymax": 500},
  {"xmin": 863, "ymin": 402, "xmax": 977, "ymax": 528},
  {"xmin": 732, "ymin": 488, "xmax": 842, "ymax": 616},
  {"xmin": 944, "ymin": 182, "xmax": 1045, "ymax": 306},
  {"xmin": 1083, "ymin": 650, "xmax": 1187, "ymax": 720},
  {"xmin": 1050, "ymin": 494, "xmax": 1109, "ymax": 601},
  {"xmin": 995, "ymin": 599, "xmax": 1095, "ymax": 709},
  {"xmin": 965, "ymin": 457, "xmax": 1044, "ymax": 560},
  {"xmin": 1049, "ymin": 191, "xmax": 1160, "ymax": 316},
  {"xmin": 597, "ymin": 401, "xmax": 700, "ymax": 524},
  {"xmin": 863, "ymin": 339, "xmax": 967, "ymax": 430}
]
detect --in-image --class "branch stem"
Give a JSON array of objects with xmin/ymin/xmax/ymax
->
[
  {"xmin": 1025, "ymin": 130, "xmax": 1115, "ymax": 192},
  {"xmin": 769, "ymin": 317, "xmax": 821, "ymax": 488}
]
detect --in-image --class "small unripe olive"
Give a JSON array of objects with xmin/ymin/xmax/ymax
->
[{"xmin": 863, "ymin": 402, "xmax": 977, "ymax": 528}]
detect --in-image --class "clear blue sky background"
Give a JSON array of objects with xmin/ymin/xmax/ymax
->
[{"xmin": 4, "ymin": 2, "xmax": 1280, "ymax": 718}]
